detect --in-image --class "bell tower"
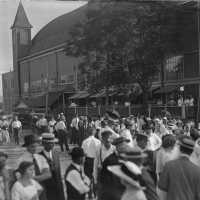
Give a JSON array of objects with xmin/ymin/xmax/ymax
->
[{"xmin": 11, "ymin": 1, "xmax": 32, "ymax": 101}]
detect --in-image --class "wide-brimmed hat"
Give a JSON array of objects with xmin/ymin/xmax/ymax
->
[
  {"xmin": 178, "ymin": 136, "xmax": 194, "ymax": 150},
  {"xmin": 22, "ymin": 135, "xmax": 40, "ymax": 147},
  {"xmin": 107, "ymin": 161, "xmax": 143, "ymax": 189},
  {"xmin": 41, "ymin": 133, "xmax": 58, "ymax": 143},
  {"xmin": 112, "ymin": 137, "xmax": 130, "ymax": 146},
  {"xmin": 119, "ymin": 149, "xmax": 148, "ymax": 160},
  {"xmin": 106, "ymin": 110, "xmax": 120, "ymax": 122},
  {"xmin": 70, "ymin": 147, "xmax": 85, "ymax": 159}
]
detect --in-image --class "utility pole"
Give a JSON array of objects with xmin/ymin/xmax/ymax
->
[{"xmin": 45, "ymin": 60, "xmax": 49, "ymax": 115}]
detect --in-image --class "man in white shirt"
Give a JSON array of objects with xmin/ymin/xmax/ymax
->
[
  {"xmin": 55, "ymin": 118, "xmax": 69, "ymax": 152},
  {"xmin": 71, "ymin": 115, "xmax": 79, "ymax": 145},
  {"xmin": 65, "ymin": 147, "xmax": 90, "ymax": 200},
  {"xmin": 18, "ymin": 134, "xmax": 52, "ymax": 200},
  {"xmin": 39, "ymin": 133, "xmax": 64, "ymax": 200},
  {"xmin": 82, "ymin": 127, "xmax": 101, "ymax": 180},
  {"xmin": 12, "ymin": 115, "xmax": 22, "ymax": 145},
  {"xmin": 93, "ymin": 130, "xmax": 116, "ymax": 186},
  {"xmin": 37, "ymin": 114, "xmax": 48, "ymax": 134}
]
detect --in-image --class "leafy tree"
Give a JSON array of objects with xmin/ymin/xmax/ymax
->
[{"xmin": 65, "ymin": 1, "xmax": 183, "ymax": 104}]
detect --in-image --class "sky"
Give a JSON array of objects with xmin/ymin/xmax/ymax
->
[{"xmin": 0, "ymin": 0, "xmax": 87, "ymax": 96}]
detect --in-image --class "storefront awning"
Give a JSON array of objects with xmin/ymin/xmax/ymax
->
[
  {"xmin": 27, "ymin": 92, "xmax": 60, "ymax": 108},
  {"xmin": 69, "ymin": 91, "xmax": 89, "ymax": 100},
  {"xmin": 154, "ymin": 86, "xmax": 177, "ymax": 94}
]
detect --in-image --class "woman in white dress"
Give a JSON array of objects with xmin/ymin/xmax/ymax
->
[{"xmin": 11, "ymin": 161, "xmax": 43, "ymax": 200}]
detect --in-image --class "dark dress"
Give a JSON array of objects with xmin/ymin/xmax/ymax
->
[{"xmin": 99, "ymin": 152, "xmax": 125, "ymax": 200}]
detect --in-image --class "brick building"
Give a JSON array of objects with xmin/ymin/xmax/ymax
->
[{"xmin": 3, "ymin": 1, "xmax": 200, "ymax": 113}]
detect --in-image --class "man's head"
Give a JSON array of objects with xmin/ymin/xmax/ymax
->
[
  {"xmin": 70, "ymin": 147, "xmax": 85, "ymax": 165},
  {"xmin": 178, "ymin": 136, "xmax": 194, "ymax": 156},
  {"xmin": 23, "ymin": 135, "xmax": 39, "ymax": 154},
  {"xmin": 136, "ymin": 133, "xmax": 148, "ymax": 150},
  {"xmin": 41, "ymin": 133, "xmax": 58, "ymax": 152},
  {"xmin": 112, "ymin": 137, "xmax": 130, "ymax": 153},
  {"xmin": 14, "ymin": 115, "xmax": 18, "ymax": 121},
  {"xmin": 0, "ymin": 152, "xmax": 8, "ymax": 166},
  {"xmin": 88, "ymin": 127, "xmax": 96, "ymax": 136},
  {"xmin": 101, "ymin": 130, "xmax": 112, "ymax": 149}
]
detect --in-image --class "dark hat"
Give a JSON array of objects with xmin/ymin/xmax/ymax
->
[
  {"xmin": 106, "ymin": 110, "xmax": 120, "ymax": 122},
  {"xmin": 112, "ymin": 137, "xmax": 130, "ymax": 146},
  {"xmin": 179, "ymin": 136, "xmax": 195, "ymax": 150},
  {"xmin": 101, "ymin": 130, "xmax": 113, "ymax": 138},
  {"xmin": 135, "ymin": 133, "xmax": 148, "ymax": 141},
  {"xmin": 41, "ymin": 133, "xmax": 58, "ymax": 143},
  {"xmin": 119, "ymin": 149, "xmax": 148, "ymax": 160},
  {"xmin": 0, "ymin": 152, "xmax": 8, "ymax": 159},
  {"xmin": 70, "ymin": 147, "xmax": 85, "ymax": 159},
  {"xmin": 22, "ymin": 135, "xmax": 40, "ymax": 147}
]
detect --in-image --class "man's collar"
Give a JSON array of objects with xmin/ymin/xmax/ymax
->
[{"xmin": 72, "ymin": 162, "xmax": 81, "ymax": 171}]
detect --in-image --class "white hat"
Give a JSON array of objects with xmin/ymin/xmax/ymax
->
[
  {"xmin": 41, "ymin": 133, "xmax": 58, "ymax": 143},
  {"xmin": 107, "ymin": 161, "xmax": 143, "ymax": 189}
]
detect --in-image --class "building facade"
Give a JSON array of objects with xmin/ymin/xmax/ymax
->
[
  {"xmin": 2, "ymin": 71, "xmax": 14, "ymax": 113},
  {"xmin": 3, "ymin": 1, "xmax": 200, "ymax": 113}
]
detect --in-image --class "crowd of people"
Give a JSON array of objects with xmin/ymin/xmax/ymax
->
[{"xmin": 0, "ymin": 109, "xmax": 200, "ymax": 200}]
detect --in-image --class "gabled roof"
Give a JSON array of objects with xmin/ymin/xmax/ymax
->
[{"xmin": 11, "ymin": 1, "xmax": 32, "ymax": 29}]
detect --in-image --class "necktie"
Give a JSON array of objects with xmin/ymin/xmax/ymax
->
[{"xmin": 32, "ymin": 155, "xmax": 41, "ymax": 176}]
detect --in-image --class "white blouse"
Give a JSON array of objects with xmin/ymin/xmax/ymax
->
[{"xmin": 11, "ymin": 179, "xmax": 42, "ymax": 200}]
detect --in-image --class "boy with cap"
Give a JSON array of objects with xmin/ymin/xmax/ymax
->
[
  {"xmin": 158, "ymin": 136, "xmax": 200, "ymax": 200},
  {"xmin": 65, "ymin": 147, "xmax": 90, "ymax": 200}
]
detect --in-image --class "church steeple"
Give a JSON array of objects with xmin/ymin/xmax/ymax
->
[
  {"xmin": 11, "ymin": 1, "xmax": 32, "ymax": 101},
  {"xmin": 11, "ymin": 1, "xmax": 32, "ymax": 29}
]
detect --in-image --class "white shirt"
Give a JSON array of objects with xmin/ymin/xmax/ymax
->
[
  {"xmin": 55, "ymin": 121, "xmax": 66, "ymax": 131},
  {"xmin": 11, "ymin": 179, "xmax": 42, "ymax": 200},
  {"xmin": 147, "ymin": 132, "xmax": 162, "ymax": 151},
  {"xmin": 18, "ymin": 152, "xmax": 49, "ymax": 173},
  {"xmin": 93, "ymin": 144, "xmax": 116, "ymax": 183},
  {"xmin": 120, "ymin": 129, "xmax": 133, "ymax": 147},
  {"xmin": 12, "ymin": 120, "xmax": 22, "ymax": 129},
  {"xmin": 71, "ymin": 118, "xmax": 79, "ymax": 130},
  {"xmin": 82, "ymin": 136, "xmax": 101, "ymax": 158},
  {"xmin": 43, "ymin": 150, "xmax": 53, "ymax": 160},
  {"xmin": 37, "ymin": 118, "xmax": 48, "ymax": 127},
  {"xmin": 66, "ymin": 163, "xmax": 90, "ymax": 195}
]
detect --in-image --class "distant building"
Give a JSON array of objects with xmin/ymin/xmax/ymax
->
[
  {"xmin": 5, "ymin": 1, "xmax": 200, "ymax": 112},
  {"xmin": 2, "ymin": 71, "xmax": 14, "ymax": 114}
]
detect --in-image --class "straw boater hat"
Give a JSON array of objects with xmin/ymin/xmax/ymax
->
[
  {"xmin": 178, "ymin": 136, "xmax": 195, "ymax": 150},
  {"xmin": 41, "ymin": 133, "xmax": 58, "ymax": 143},
  {"xmin": 107, "ymin": 161, "xmax": 143, "ymax": 189},
  {"xmin": 119, "ymin": 149, "xmax": 148, "ymax": 160}
]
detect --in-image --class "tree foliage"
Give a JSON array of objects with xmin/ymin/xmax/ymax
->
[{"xmin": 65, "ymin": 1, "xmax": 183, "ymax": 103}]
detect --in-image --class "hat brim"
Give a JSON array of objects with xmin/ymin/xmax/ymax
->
[
  {"xmin": 119, "ymin": 153, "xmax": 148, "ymax": 160},
  {"xmin": 179, "ymin": 142, "xmax": 194, "ymax": 150},
  {"xmin": 112, "ymin": 138, "xmax": 130, "ymax": 146},
  {"xmin": 42, "ymin": 138, "xmax": 58, "ymax": 143},
  {"xmin": 107, "ymin": 165, "xmax": 143, "ymax": 189}
]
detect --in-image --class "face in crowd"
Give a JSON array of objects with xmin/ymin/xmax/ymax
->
[
  {"xmin": 27, "ymin": 143, "xmax": 38, "ymax": 154},
  {"xmin": 42, "ymin": 142, "xmax": 54, "ymax": 152},
  {"xmin": 102, "ymin": 133, "xmax": 112, "ymax": 149}
]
